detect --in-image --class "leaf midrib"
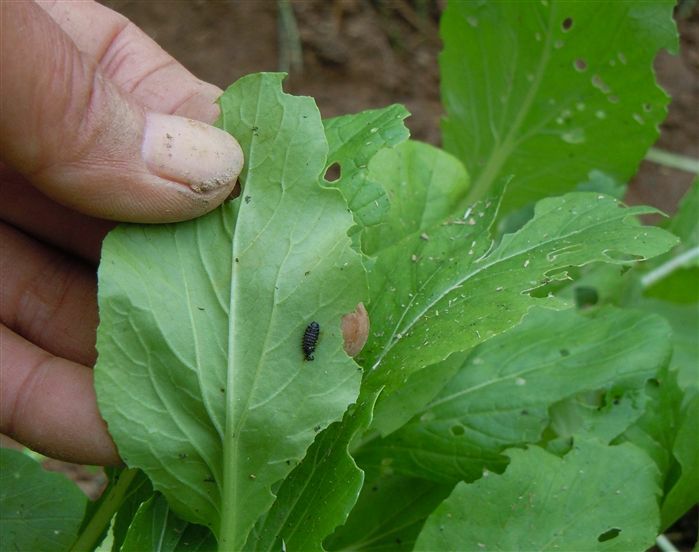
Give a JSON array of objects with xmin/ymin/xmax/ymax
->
[
  {"xmin": 370, "ymin": 203, "xmax": 649, "ymax": 377},
  {"xmin": 464, "ymin": 5, "xmax": 556, "ymax": 205}
]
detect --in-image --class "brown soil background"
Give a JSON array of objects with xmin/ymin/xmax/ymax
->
[{"xmin": 8, "ymin": 0, "xmax": 699, "ymax": 549}]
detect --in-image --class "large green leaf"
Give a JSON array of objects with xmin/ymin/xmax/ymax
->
[
  {"xmin": 363, "ymin": 189, "xmax": 678, "ymax": 395},
  {"xmin": 95, "ymin": 73, "xmax": 366, "ymax": 549},
  {"xmin": 121, "ymin": 494, "xmax": 215, "ymax": 552},
  {"xmin": 440, "ymin": 0, "xmax": 678, "ymax": 211},
  {"xmin": 415, "ymin": 440, "xmax": 661, "ymax": 551},
  {"xmin": 357, "ymin": 307, "xmax": 671, "ymax": 483},
  {"xmin": 0, "ymin": 448, "xmax": 87, "ymax": 552}
]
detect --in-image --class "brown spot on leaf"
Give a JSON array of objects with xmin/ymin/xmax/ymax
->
[{"xmin": 341, "ymin": 302, "xmax": 370, "ymax": 356}]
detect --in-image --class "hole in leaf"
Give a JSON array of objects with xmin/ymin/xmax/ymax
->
[
  {"xmin": 562, "ymin": 17, "xmax": 573, "ymax": 31},
  {"xmin": 574, "ymin": 58, "xmax": 588, "ymax": 72},
  {"xmin": 643, "ymin": 103, "xmax": 652, "ymax": 112},
  {"xmin": 603, "ymin": 250, "xmax": 643, "ymax": 262},
  {"xmin": 598, "ymin": 528, "xmax": 621, "ymax": 542},
  {"xmin": 225, "ymin": 180, "xmax": 241, "ymax": 202},
  {"xmin": 324, "ymin": 162, "xmax": 341, "ymax": 183},
  {"xmin": 574, "ymin": 286, "xmax": 598, "ymax": 308},
  {"xmin": 559, "ymin": 349, "xmax": 570, "ymax": 357},
  {"xmin": 450, "ymin": 425, "xmax": 465, "ymax": 436}
]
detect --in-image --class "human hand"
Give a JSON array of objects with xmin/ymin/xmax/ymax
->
[{"xmin": 1, "ymin": 1, "xmax": 244, "ymax": 465}]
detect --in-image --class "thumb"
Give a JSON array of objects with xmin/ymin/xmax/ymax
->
[{"xmin": 0, "ymin": 2, "xmax": 243, "ymax": 223}]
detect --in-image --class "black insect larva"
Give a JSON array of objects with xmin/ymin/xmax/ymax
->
[{"xmin": 302, "ymin": 321, "xmax": 320, "ymax": 361}]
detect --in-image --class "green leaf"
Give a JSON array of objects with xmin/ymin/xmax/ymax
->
[
  {"xmin": 668, "ymin": 178, "xmax": 699, "ymax": 249},
  {"xmin": 361, "ymin": 140, "xmax": 471, "ymax": 256},
  {"xmin": 325, "ymin": 474, "xmax": 451, "ymax": 551},
  {"xmin": 0, "ymin": 448, "xmax": 87, "ymax": 552},
  {"xmin": 247, "ymin": 390, "xmax": 379, "ymax": 552},
  {"xmin": 496, "ymin": 171, "xmax": 626, "ymax": 242},
  {"xmin": 622, "ymin": 368, "xmax": 699, "ymax": 531},
  {"xmin": 73, "ymin": 467, "xmax": 151, "ymax": 552},
  {"xmin": 357, "ymin": 307, "xmax": 671, "ymax": 483},
  {"xmin": 660, "ymin": 390, "xmax": 699, "ymax": 530},
  {"xmin": 547, "ymin": 386, "xmax": 649, "ymax": 446},
  {"xmin": 643, "ymin": 179, "xmax": 699, "ymax": 302},
  {"xmin": 576, "ymin": 170, "xmax": 627, "ymax": 200},
  {"xmin": 110, "ymin": 469, "xmax": 153, "ymax": 552},
  {"xmin": 415, "ymin": 440, "xmax": 661, "ymax": 551},
  {"xmin": 635, "ymin": 299, "xmax": 699, "ymax": 392},
  {"xmin": 323, "ymin": 105, "xmax": 410, "ymax": 232},
  {"xmin": 440, "ymin": 0, "xmax": 678, "ymax": 211},
  {"xmin": 95, "ymin": 73, "xmax": 365, "ymax": 549},
  {"xmin": 369, "ymin": 353, "xmax": 466, "ymax": 437},
  {"xmin": 363, "ymin": 190, "xmax": 677, "ymax": 396},
  {"xmin": 121, "ymin": 494, "xmax": 215, "ymax": 552}
]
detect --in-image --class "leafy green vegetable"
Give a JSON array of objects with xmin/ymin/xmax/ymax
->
[
  {"xmin": 440, "ymin": 0, "xmax": 678, "ymax": 211},
  {"xmin": 363, "ymin": 187, "xmax": 677, "ymax": 396},
  {"xmin": 356, "ymin": 307, "xmax": 671, "ymax": 483},
  {"xmin": 247, "ymin": 391, "xmax": 378, "ymax": 552},
  {"xmin": 0, "ymin": 448, "xmax": 87, "ymax": 552},
  {"xmin": 636, "ymin": 299, "xmax": 699, "ymax": 393},
  {"xmin": 659, "ymin": 391, "xmax": 699, "ymax": 530},
  {"xmin": 323, "ymin": 105, "xmax": 410, "ymax": 233},
  {"xmin": 121, "ymin": 494, "xmax": 215, "ymax": 552},
  {"xmin": 95, "ymin": 73, "xmax": 366, "ymax": 549},
  {"xmin": 361, "ymin": 141, "xmax": 471, "ymax": 256},
  {"xmin": 18, "ymin": 1, "xmax": 686, "ymax": 549},
  {"xmin": 643, "ymin": 179, "xmax": 699, "ymax": 303},
  {"xmin": 71, "ymin": 467, "xmax": 152, "ymax": 552},
  {"xmin": 325, "ymin": 474, "xmax": 451, "ymax": 551},
  {"xmin": 415, "ymin": 440, "xmax": 661, "ymax": 551}
]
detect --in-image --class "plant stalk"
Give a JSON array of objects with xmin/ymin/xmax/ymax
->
[
  {"xmin": 645, "ymin": 147, "xmax": 699, "ymax": 174},
  {"xmin": 655, "ymin": 534, "xmax": 679, "ymax": 552},
  {"xmin": 640, "ymin": 246, "xmax": 699, "ymax": 289},
  {"xmin": 69, "ymin": 467, "xmax": 140, "ymax": 552}
]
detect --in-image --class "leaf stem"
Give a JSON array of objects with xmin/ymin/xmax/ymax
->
[
  {"xmin": 645, "ymin": 148, "xmax": 699, "ymax": 175},
  {"xmin": 69, "ymin": 467, "xmax": 140, "ymax": 552},
  {"xmin": 277, "ymin": 0, "xmax": 303, "ymax": 74},
  {"xmin": 640, "ymin": 246, "xmax": 699, "ymax": 289},
  {"xmin": 655, "ymin": 534, "xmax": 679, "ymax": 552}
]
